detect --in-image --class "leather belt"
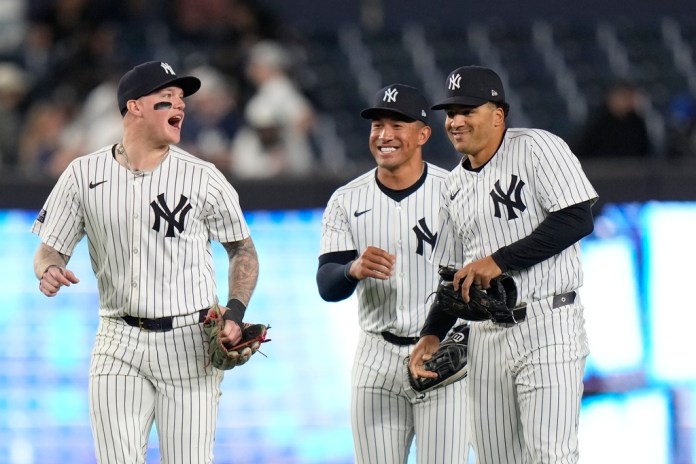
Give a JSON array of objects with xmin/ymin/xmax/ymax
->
[
  {"xmin": 381, "ymin": 331, "xmax": 419, "ymax": 346},
  {"xmin": 495, "ymin": 305, "xmax": 527, "ymax": 324},
  {"xmin": 552, "ymin": 291, "xmax": 576, "ymax": 309},
  {"xmin": 494, "ymin": 291, "xmax": 576, "ymax": 325},
  {"xmin": 122, "ymin": 308, "xmax": 209, "ymax": 332}
]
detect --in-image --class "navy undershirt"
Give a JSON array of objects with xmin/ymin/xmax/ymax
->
[
  {"xmin": 316, "ymin": 162, "xmax": 595, "ymax": 339},
  {"xmin": 420, "ymin": 153, "xmax": 595, "ymax": 338},
  {"xmin": 316, "ymin": 167, "xmax": 428, "ymax": 302}
]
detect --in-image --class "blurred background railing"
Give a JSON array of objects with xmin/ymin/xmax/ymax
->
[{"xmin": 1, "ymin": 1, "xmax": 696, "ymax": 208}]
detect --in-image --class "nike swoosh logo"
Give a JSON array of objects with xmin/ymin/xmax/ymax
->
[
  {"xmin": 89, "ymin": 180, "xmax": 107, "ymax": 189},
  {"xmin": 354, "ymin": 209, "xmax": 372, "ymax": 217},
  {"xmin": 450, "ymin": 188, "xmax": 461, "ymax": 200}
]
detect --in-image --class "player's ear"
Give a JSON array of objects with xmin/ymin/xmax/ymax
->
[
  {"xmin": 126, "ymin": 99, "xmax": 142, "ymax": 116},
  {"xmin": 493, "ymin": 104, "xmax": 506, "ymax": 126},
  {"xmin": 418, "ymin": 124, "xmax": 432, "ymax": 145}
]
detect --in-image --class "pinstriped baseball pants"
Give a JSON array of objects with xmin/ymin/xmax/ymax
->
[
  {"xmin": 89, "ymin": 317, "xmax": 224, "ymax": 464},
  {"xmin": 351, "ymin": 331, "xmax": 469, "ymax": 464},
  {"xmin": 468, "ymin": 298, "xmax": 589, "ymax": 464}
]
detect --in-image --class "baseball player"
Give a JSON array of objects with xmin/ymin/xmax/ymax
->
[
  {"xmin": 32, "ymin": 61, "xmax": 259, "ymax": 464},
  {"xmin": 317, "ymin": 84, "xmax": 469, "ymax": 463},
  {"xmin": 409, "ymin": 65, "xmax": 597, "ymax": 463}
]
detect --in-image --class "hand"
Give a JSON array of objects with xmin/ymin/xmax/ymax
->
[
  {"xmin": 215, "ymin": 306, "xmax": 243, "ymax": 346},
  {"xmin": 349, "ymin": 246, "xmax": 395, "ymax": 281},
  {"xmin": 39, "ymin": 266, "xmax": 79, "ymax": 297},
  {"xmin": 453, "ymin": 256, "xmax": 501, "ymax": 303},
  {"xmin": 408, "ymin": 335, "xmax": 441, "ymax": 380}
]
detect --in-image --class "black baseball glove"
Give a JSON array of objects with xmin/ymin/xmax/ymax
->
[
  {"xmin": 406, "ymin": 323, "xmax": 469, "ymax": 394},
  {"xmin": 434, "ymin": 266, "xmax": 526, "ymax": 324}
]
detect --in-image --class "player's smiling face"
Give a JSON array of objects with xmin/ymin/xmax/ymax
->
[
  {"xmin": 141, "ymin": 86, "xmax": 186, "ymax": 144},
  {"xmin": 444, "ymin": 103, "xmax": 505, "ymax": 164},
  {"xmin": 369, "ymin": 115, "xmax": 430, "ymax": 171}
]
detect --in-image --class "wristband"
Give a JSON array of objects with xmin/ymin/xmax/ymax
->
[
  {"xmin": 344, "ymin": 261, "xmax": 359, "ymax": 283},
  {"xmin": 222, "ymin": 298, "xmax": 246, "ymax": 327}
]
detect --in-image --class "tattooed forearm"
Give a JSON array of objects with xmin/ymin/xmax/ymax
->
[
  {"xmin": 33, "ymin": 242, "xmax": 69, "ymax": 279},
  {"xmin": 222, "ymin": 236, "xmax": 259, "ymax": 306}
]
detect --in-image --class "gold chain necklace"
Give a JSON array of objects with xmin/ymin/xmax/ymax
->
[{"xmin": 117, "ymin": 143, "xmax": 168, "ymax": 174}]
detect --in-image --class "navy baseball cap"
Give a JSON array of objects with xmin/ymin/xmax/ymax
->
[
  {"xmin": 361, "ymin": 83, "xmax": 430, "ymax": 124},
  {"xmin": 431, "ymin": 65, "xmax": 509, "ymax": 114},
  {"xmin": 117, "ymin": 61, "xmax": 201, "ymax": 115}
]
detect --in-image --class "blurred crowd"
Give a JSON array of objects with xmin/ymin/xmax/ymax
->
[
  {"xmin": 0, "ymin": 0, "xmax": 319, "ymax": 180},
  {"xmin": 1, "ymin": 1, "xmax": 696, "ymax": 181},
  {"xmin": 571, "ymin": 79, "xmax": 696, "ymax": 161}
]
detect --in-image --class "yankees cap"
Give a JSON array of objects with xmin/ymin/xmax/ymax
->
[
  {"xmin": 361, "ymin": 83, "xmax": 430, "ymax": 125},
  {"xmin": 431, "ymin": 65, "xmax": 509, "ymax": 114},
  {"xmin": 117, "ymin": 61, "xmax": 201, "ymax": 115}
]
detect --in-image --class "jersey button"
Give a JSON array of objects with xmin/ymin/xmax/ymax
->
[
  {"xmin": 133, "ymin": 248, "xmax": 139, "ymax": 254},
  {"xmin": 132, "ymin": 282, "xmax": 138, "ymax": 288}
]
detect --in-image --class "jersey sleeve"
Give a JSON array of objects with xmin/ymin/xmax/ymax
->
[
  {"xmin": 532, "ymin": 131, "xmax": 598, "ymax": 212},
  {"xmin": 430, "ymin": 180, "xmax": 465, "ymax": 268},
  {"xmin": 204, "ymin": 168, "xmax": 250, "ymax": 243},
  {"xmin": 31, "ymin": 165, "xmax": 85, "ymax": 256},
  {"xmin": 319, "ymin": 191, "xmax": 356, "ymax": 254}
]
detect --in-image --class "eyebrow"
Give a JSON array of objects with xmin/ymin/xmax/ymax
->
[{"xmin": 153, "ymin": 87, "xmax": 185, "ymax": 95}]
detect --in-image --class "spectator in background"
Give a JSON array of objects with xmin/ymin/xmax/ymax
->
[
  {"xmin": 574, "ymin": 79, "xmax": 652, "ymax": 158},
  {"xmin": 230, "ymin": 40, "xmax": 315, "ymax": 178},
  {"xmin": 24, "ymin": 0, "xmax": 121, "ymax": 104},
  {"xmin": 170, "ymin": 0, "xmax": 291, "ymax": 101},
  {"xmin": 15, "ymin": 0, "xmax": 126, "ymax": 178},
  {"xmin": 16, "ymin": 100, "xmax": 72, "ymax": 178},
  {"xmin": 665, "ymin": 93, "xmax": 696, "ymax": 158},
  {"xmin": 44, "ymin": 68, "xmax": 123, "ymax": 178},
  {"xmin": 0, "ymin": 62, "xmax": 29, "ymax": 173},
  {"xmin": 180, "ymin": 65, "xmax": 242, "ymax": 172}
]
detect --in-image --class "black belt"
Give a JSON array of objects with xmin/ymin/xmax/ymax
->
[
  {"xmin": 493, "ymin": 291, "xmax": 575, "ymax": 324},
  {"xmin": 495, "ymin": 305, "xmax": 527, "ymax": 324},
  {"xmin": 122, "ymin": 308, "xmax": 209, "ymax": 332},
  {"xmin": 381, "ymin": 331, "xmax": 419, "ymax": 346},
  {"xmin": 552, "ymin": 291, "xmax": 576, "ymax": 309}
]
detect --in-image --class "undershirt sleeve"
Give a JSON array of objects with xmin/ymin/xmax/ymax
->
[
  {"xmin": 420, "ymin": 302, "xmax": 458, "ymax": 341},
  {"xmin": 491, "ymin": 200, "xmax": 594, "ymax": 272},
  {"xmin": 316, "ymin": 250, "xmax": 359, "ymax": 302}
]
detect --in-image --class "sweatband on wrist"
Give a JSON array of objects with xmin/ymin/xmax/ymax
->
[
  {"xmin": 344, "ymin": 261, "xmax": 359, "ymax": 283},
  {"xmin": 222, "ymin": 298, "xmax": 246, "ymax": 327}
]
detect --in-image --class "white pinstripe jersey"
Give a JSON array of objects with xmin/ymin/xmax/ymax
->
[
  {"xmin": 320, "ymin": 163, "xmax": 449, "ymax": 338},
  {"xmin": 432, "ymin": 128, "xmax": 598, "ymax": 302},
  {"xmin": 32, "ymin": 144, "xmax": 250, "ymax": 318}
]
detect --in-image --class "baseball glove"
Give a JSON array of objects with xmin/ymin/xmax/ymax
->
[
  {"xmin": 434, "ymin": 266, "xmax": 526, "ymax": 324},
  {"xmin": 406, "ymin": 323, "xmax": 470, "ymax": 394},
  {"xmin": 203, "ymin": 305, "xmax": 270, "ymax": 370}
]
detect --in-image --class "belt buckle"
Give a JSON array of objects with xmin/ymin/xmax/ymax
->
[
  {"xmin": 502, "ymin": 304, "xmax": 527, "ymax": 324},
  {"xmin": 138, "ymin": 318, "xmax": 149, "ymax": 331},
  {"xmin": 509, "ymin": 311, "xmax": 519, "ymax": 324}
]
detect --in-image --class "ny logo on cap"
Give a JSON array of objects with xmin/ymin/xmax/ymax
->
[
  {"xmin": 383, "ymin": 88, "xmax": 399, "ymax": 103},
  {"xmin": 449, "ymin": 73, "xmax": 462, "ymax": 90},
  {"xmin": 160, "ymin": 62, "xmax": 176, "ymax": 75},
  {"xmin": 492, "ymin": 90, "xmax": 498, "ymax": 97}
]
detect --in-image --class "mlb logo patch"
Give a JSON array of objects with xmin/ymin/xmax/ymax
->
[{"xmin": 36, "ymin": 209, "xmax": 47, "ymax": 223}]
